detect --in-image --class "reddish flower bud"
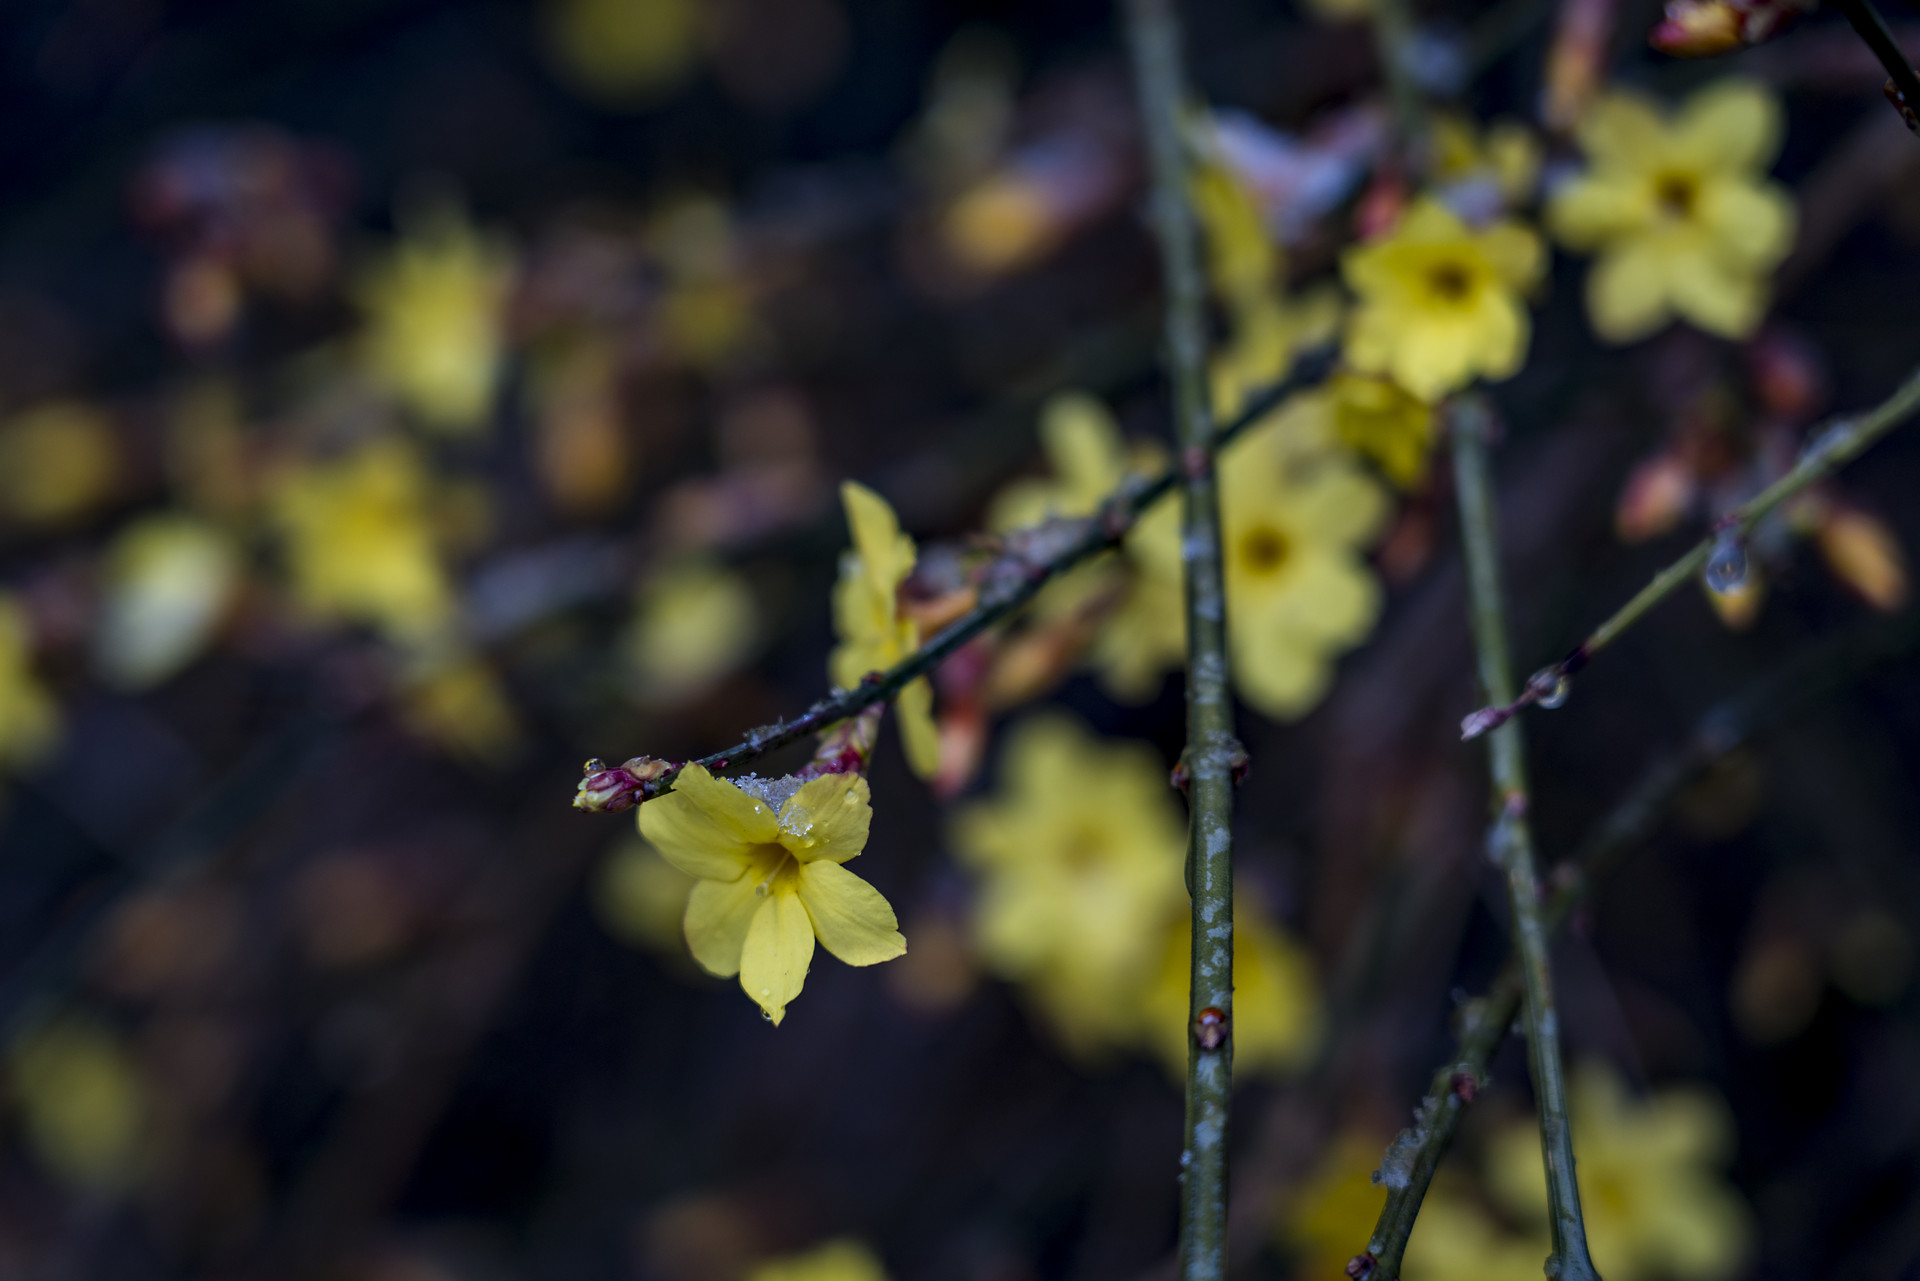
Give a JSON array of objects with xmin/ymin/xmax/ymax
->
[
  {"xmin": 573, "ymin": 756, "xmax": 673, "ymax": 813},
  {"xmin": 1649, "ymin": 0, "xmax": 1743, "ymax": 56}
]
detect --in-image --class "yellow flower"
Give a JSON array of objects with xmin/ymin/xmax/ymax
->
[
  {"xmin": 94, "ymin": 514, "xmax": 239, "ymax": 689},
  {"xmin": 639, "ymin": 765, "xmax": 905, "ymax": 1024},
  {"xmin": 950, "ymin": 714, "xmax": 1186, "ymax": 1055},
  {"xmin": 987, "ymin": 392, "xmax": 1135, "ymax": 530},
  {"xmin": 1280, "ymin": 1130, "xmax": 1394, "ymax": 1280},
  {"xmin": 271, "ymin": 439, "xmax": 456, "ymax": 644},
  {"xmin": 1486, "ymin": 1061, "xmax": 1751, "ymax": 1280},
  {"xmin": 1138, "ymin": 897, "xmax": 1321, "ymax": 1079},
  {"xmin": 0, "ymin": 596, "xmax": 58, "ymax": 771},
  {"xmin": 596, "ymin": 836, "xmax": 697, "ymax": 959},
  {"xmin": 1404, "ymin": 1192, "xmax": 1552, "ymax": 1281},
  {"xmin": 10, "ymin": 1016, "xmax": 148, "ymax": 1193},
  {"xmin": 357, "ymin": 207, "xmax": 514, "ymax": 431},
  {"xmin": 1342, "ymin": 197, "xmax": 1543, "ymax": 402},
  {"xmin": 1433, "ymin": 114, "xmax": 1542, "ymax": 211},
  {"xmin": 544, "ymin": 0, "xmax": 702, "ymax": 105},
  {"xmin": 1548, "ymin": 80, "xmax": 1795, "ymax": 343},
  {"xmin": 1313, "ymin": 372, "xmax": 1436, "ymax": 489},
  {"xmin": 746, "ymin": 1238, "xmax": 890, "ymax": 1281},
  {"xmin": 0, "ymin": 402, "xmax": 119, "ymax": 529},
  {"xmin": 397, "ymin": 653, "xmax": 522, "ymax": 765},
  {"xmin": 625, "ymin": 559, "xmax": 760, "ymax": 707},
  {"xmin": 831, "ymin": 482, "xmax": 939, "ymax": 778}
]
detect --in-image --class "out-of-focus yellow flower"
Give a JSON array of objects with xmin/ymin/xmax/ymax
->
[
  {"xmin": 357, "ymin": 207, "xmax": 514, "ymax": 432},
  {"xmin": 1131, "ymin": 416, "xmax": 1389, "ymax": 718},
  {"xmin": 94, "ymin": 514, "xmax": 239, "ymax": 689},
  {"xmin": 831, "ymin": 482, "xmax": 939, "ymax": 778},
  {"xmin": 1193, "ymin": 158, "xmax": 1277, "ymax": 308},
  {"xmin": 1319, "ymin": 372, "xmax": 1436, "ymax": 489},
  {"xmin": 950, "ymin": 715, "xmax": 1185, "ymax": 1055},
  {"xmin": 650, "ymin": 197, "xmax": 757, "ymax": 371},
  {"xmin": 1279, "ymin": 1131, "xmax": 1393, "ymax": 1280},
  {"xmin": 1816, "ymin": 503, "xmax": 1909, "ymax": 612},
  {"xmin": 1405, "ymin": 1193, "xmax": 1552, "ymax": 1281},
  {"xmin": 397, "ymin": 653, "xmax": 521, "ymax": 765},
  {"xmin": 545, "ymin": 0, "xmax": 702, "ymax": 105},
  {"xmin": 1548, "ymin": 80, "xmax": 1795, "ymax": 343},
  {"xmin": 0, "ymin": 596, "xmax": 57, "ymax": 771},
  {"xmin": 943, "ymin": 173, "xmax": 1056, "ymax": 275},
  {"xmin": 638, "ymin": 765, "xmax": 904, "ymax": 1024},
  {"xmin": 1138, "ymin": 898, "xmax": 1321, "ymax": 1078},
  {"xmin": 988, "ymin": 392, "xmax": 1132, "ymax": 530},
  {"xmin": 1433, "ymin": 114, "xmax": 1542, "ymax": 209},
  {"xmin": 1487, "ymin": 1061, "xmax": 1751, "ymax": 1281},
  {"xmin": 596, "ymin": 836, "xmax": 697, "ymax": 955},
  {"xmin": 10, "ymin": 1016, "xmax": 147, "ymax": 1193},
  {"xmin": 0, "ymin": 401, "xmax": 119, "ymax": 529},
  {"xmin": 530, "ymin": 339, "xmax": 632, "ymax": 517},
  {"xmin": 746, "ymin": 1238, "xmax": 890, "ymax": 1281},
  {"xmin": 271, "ymin": 439, "xmax": 455, "ymax": 644},
  {"xmin": 1342, "ymin": 197, "xmax": 1543, "ymax": 402},
  {"xmin": 625, "ymin": 559, "xmax": 759, "ymax": 707}
]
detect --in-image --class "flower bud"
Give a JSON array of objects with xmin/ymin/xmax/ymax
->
[
  {"xmin": 573, "ymin": 756, "xmax": 673, "ymax": 813},
  {"xmin": 1615, "ymin": 452, "xmax": 1697, "ymax": 543},
  {"xmin": 1818, "ymin": 504, "xmax": 1909, "ymax": 612},
  {"xmin": 1649, "ymin": 0, "xmax": 1743, "ymax": 56}
]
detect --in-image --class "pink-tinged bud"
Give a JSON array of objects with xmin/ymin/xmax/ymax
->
[
  {"xmin": 1818, "ymin": 504, "xmax": 1910, "ymax": 612},
  {"xmin": 1616, "ymin": 453, "xmax": 1698, "ymax": 543},
  {"xmin": 573, "ymin": 756, "xmax": 672, "ymax": 814},
  {"xmin": 1749, "ymin": 328, "xmax": 1828, "ymax": 421},
  {"xmin": 1649, "ymin": 0, "xmax": 1743, "ymax": 56}
]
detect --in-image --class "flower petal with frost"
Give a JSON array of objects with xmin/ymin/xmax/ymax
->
[
  {"xmin": 1341, "ymin": 196, "xmax": 1544, "ymax": 402},
  {"xmin": 641, "ymin": 765, "xmax": 904, "ymax": 1024},
  {"xmin": 1548, "ymin": 79, "xmax": 1795, "ymax": 343},
  {"xmin": 950, "ymin": 715, "xmax": 1186, "ymax": 1055},
  {"xmin": 1487, "ymin": 1060, "xmax": 1752, "ymax": 1280},
  {"xmin": 830, "ymin": 482, "xmax": 940, "ymax": 778}
]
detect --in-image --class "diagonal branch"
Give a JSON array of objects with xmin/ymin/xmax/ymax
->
[
  {"xmin": 1446, "ymin": 396, "xmax": 1600, "ymax": 1281},
  {"xmin": 1121, "ymin": 0, "xmax": 1243, "ymax": 1278},
  {"xmin": 1461, "ymin": 360, "xmax": 1920, "ymax": 741}
]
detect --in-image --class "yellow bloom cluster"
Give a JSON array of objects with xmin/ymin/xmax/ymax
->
[
  {"xmin": 640, "ymin": 765, "xmax": 905, "ymax": 1025},
  {"xmin": 831, "ymin": 483, "xmax": 940, "ymax": 777},
  {"xmin": 952, "ymin": 714, "xmax": 1320, "ymax": 1073},
  {"xmin": 1549, "ymin": 80, "xmax": 1795, "ymax": 343}
]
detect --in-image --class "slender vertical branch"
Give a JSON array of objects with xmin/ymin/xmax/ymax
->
[
  {"xmin": 1829, "ymin": 0, "xmax": 1920, "ymax": 130},
  {"xmin": 1122, "ymin": 3, "xmax": 1242, "ymax": 1279},
  {"xmin": 1448, "ymin": 397, "xmax": 1600, "ymax": 1281}
]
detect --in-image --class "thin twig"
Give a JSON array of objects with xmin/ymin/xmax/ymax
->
[
  {"xmin": 1122, "ymin": 0, "xmax": 1243, "ymax": 1278},
  {"xmin": 1445, "ymin": 397, "xmax": 1599, "ymax": 1281},
  {"xmin": 1461, "ymin": 361, "xmax": 1920, "ymax": 741},
  {"xmin": 1830, "ymin": 0, "xmax": 1920, "ymax": 130},
  {"xmin": 570, "ymin": 347, "xmax": 1334, "ymax": 812},
  {"xmin": 1357, "ymin": 609, "xmax": 1919, "ymax": 1278}
]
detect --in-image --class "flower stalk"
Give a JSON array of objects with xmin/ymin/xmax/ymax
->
[
  {"xmin": 1358, "ymin": 609, "xmax": 1919, "ymax": 1278},
  {"xmin": 1447, "ymin": 396, "xmax": 1600, "ymax": 1281},
  {"xmin": 1462, "ymin": 360, "xmax": 1920, "ymax": 740},
  {"xmin": 1828, "ymin": 0, "xmax": 1920, "ymax": 133},
  {"xmin": 1122, "ymin": 0, "xmax": 1242, "ymax": 1277}
]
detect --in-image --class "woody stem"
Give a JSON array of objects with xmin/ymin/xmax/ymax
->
[
  {"xmin": 1122, "ymin": 0, "xmax": 1242, "ymax": 1278},
  {"xmin": 1447, "ymin": 397, "xmax": 1600, "ymax": 1281}
]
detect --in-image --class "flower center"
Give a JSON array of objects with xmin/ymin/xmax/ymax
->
[
  {"xmin": 1238, "ymin": 524, "xmax": 1290, "ymax": 577},
  {"xmin": 1059, "ymin": 827, "xmax": 1108, "ymax": 873},
  {"xmin": 747, "ymin": 842, "xmax": 795, "ymax": 896},
  {"xmin": 1655, "ymin": 171, "xmax": 1699, "ymax": 218},
  {"xmin": 1425, "ymin": 261, "xmax": 1474, "ymax": 305}
]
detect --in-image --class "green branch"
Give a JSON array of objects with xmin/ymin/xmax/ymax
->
[
  {"xmin": 1123, "ymin": 0, "xmax": 1242, "ymax": 1277},
  {"xmin": 1446, "ymin": 397, "xmax": 1600, "ymax": 1281},
  {"xmin": 1462, "ymin": 361, "xmax": 1920, "ymax": 741}
]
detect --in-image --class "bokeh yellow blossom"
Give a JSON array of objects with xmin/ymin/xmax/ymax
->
[
  {"xmin": 596, "ymin": 836, "xmax": 697, "ymax": 956},
  {"xmin": 1405, "ymin": 1191, "xmax": 1552, "ymax": 1281},
  {"xmin": 357, "ymin": 206, "xmax": 514, "ymax": 432},
  {"xmin": 0, "ymin": 402, "xmax": 119, "ymax": 529},
  {"xmin": 639, "ymin": 765, "xmax": 905, "ymax": 1024},
  {"xmin": 1317, "ymin": 372, "xmax": 1436, "ymax": 489},
  {"xmin": 396, "ymin": 653, "xmax": 522, "ymax": 765},
  {"xmin": 831, "ymin": 482, "xmax": 939, "ymax": 778},
  {"xmin": 94, "ymin": 514, "xmax": 239, "ymax": 689},
  {"xmin": 1342, "ymin": 197, "xmax": 1543, "ymax": 402},
  {"xmin": 0, "ymin": 596, "xmax": 58, "ymax": 771},
  {"xmin": 1487, "ymin": 1061, "xmax": 1751, "ymax": 1280},
  {"xmin": 1548, "ymin": 80, "xmax": 1795, "ymax": 343},
  {"xmin": 746, "ymin": 1238, "xmax": 890, "ymax": 1281},
  {"xmin": 271, "ymin": 438, "xmax": 455, "ymax": 644},
  {"xmin": 1138, "ymin": 897, "xmax": 1321, "ymax": 1078},
  {"xmin": 625, "ymin": 559, "xmax": 759, "ymax": 707},
  {"xmin": 544, "ymin": 0, "xmax": 702, "ymax": 106},
  {"xmin": 649, "ymin": 197, "xmax": 758, "ymax": 371},
  {"xmin": 1433, "ymin": 114, "xmax": 1542, "ymax": 211},
  {"xmin": 950, "ymin": 714, "xmax": 1185, "ymax": 1055},
  {"xmin": 10, "ymin": 1016, "xmax": 148, "ymax": 1193}
]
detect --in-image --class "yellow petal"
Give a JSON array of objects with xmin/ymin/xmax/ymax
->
[
  {"xmin": 1548, "ymin": 176, "xmax": 1652, "ymax": 251},
  {"xmin": 1699, "ymin": 180, "xmax": 1796, "ymax": 270},
  {"xmin": 1586, "ymin": 243, "xmax": 1672, "ymax": 343},
  {"xmin": 1669, "ymin": 254, "xmax": 1764, "ymax": 339},
  {"xmin": 896, "ymin": 675, "xmax": 941, "ymax": 779},
  {"xmin": 797, "ymin": 861, "xmax": 906, "ymax": 965},
  {"xmin": 739, "ymin": 887, "xmax": 815, "ymax": 1024},
  {"xmin": 1675, "ymin": 78, "xmax": 1783, "ymax": 174},
  {"xmin": 1231, "ymin": 629, "xmax": 1330, "ymax": 720},
  {"xmin": 1577, "ymin": 91, "xmax": 1666, "ymax": 171},
  {"xmin": 1479, "ymin": 221, "xmax": 1544, "ymax": 291},
  {"xmin": 639, "ymin": 764, "xmax": 779, "ymax": 880},
  {"xmin": 779, "ymin": 773, "xmax": 872, "ymax": 863},
  {"xmin": 682, "ymin": 873, "xmax": 763, "ymax": 976},
  {"xmin": 840, "ymin": 480, "xmax": 914, "ymax": 595},
  {"xmin": 1039, "ymin": 392, "xmax": 1125, "ymax": 502}
]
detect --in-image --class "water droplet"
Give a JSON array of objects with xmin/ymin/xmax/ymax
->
[
  {"xmin": 760, "ymin": 988, "xmax": 771, "ymax": 997},
  {"xmin": 1530, "ymin": 667, "xmax": 1570, "ymax": 710},
  {"xmin": 1704, "ymin": 532, "xmax": 1749, "ymax": 595}
]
